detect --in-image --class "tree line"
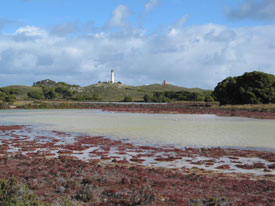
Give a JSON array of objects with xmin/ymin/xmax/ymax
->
[
  {"xmin": 143, "ymin": 91, "xmax": 214, "ymax": 103},
  {"xmin": 1, "ymin": 71, "xmax": 275, "ymax": 105}
]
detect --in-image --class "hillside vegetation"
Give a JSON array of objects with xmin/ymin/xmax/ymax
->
[
  {"xmin": 2, "ymin": 71, "xmax": 275, "ymax": 105},
  {"xmin": 0, "ymin": 80, "xmax": 212, "ymax": 102}
]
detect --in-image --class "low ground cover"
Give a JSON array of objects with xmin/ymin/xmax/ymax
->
[{"xmin": 0, "ymin": 125, "xmax": 274, "ymax": 205}]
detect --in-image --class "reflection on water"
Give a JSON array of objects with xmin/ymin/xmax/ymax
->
[{"xmin": 1, "ymin": 109, "xmax": 275, "ymax": 149}]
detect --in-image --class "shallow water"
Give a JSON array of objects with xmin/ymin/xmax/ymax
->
[{"xmin": 1, "ymin": 109, "xmax": 275, "ymax": 150}]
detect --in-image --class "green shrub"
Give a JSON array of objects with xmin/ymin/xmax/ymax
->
[
  {"xmin": 55, "ymin": 87, "xmax": 72, "ymax": 99},
  {"xmin": 42, "ymin": 87, "xmax": 56, "ymax": 99},
  {"xmin": 27, "ymin": 91, "xmax": 45, "ymax": 100},
  {"xmin": 194, "ymin": 95, "xmax": 205, "ymax": 102},
  {"xmin": 204, "ymin": 96, "xmax": 214, "ymax": 102},
  {"xmin": 188, "ymin": 197, "xmax": 232, "ymax": 206},
  {"xmin": 143, "ymin": 94, "xmax": 152, "ymax": 102},
  {"xmin": 0, "ymin": 89, "xmax": 17, "ymax": 103},
  {"xmin": 4, "ymin": 95, "xmax": 16, "ymax": 103},
  {"xmin": 0, "ymin": 178, "xmax": 42, "ymax": 206},
  {"xmin": 123, "ymin": 96, "xmax": 133, "ymax": 102},
  {"xmin": 0, "ymin": 102, "xmax": 9, "ymax": 109}
]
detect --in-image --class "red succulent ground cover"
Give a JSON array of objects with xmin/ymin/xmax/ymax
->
[
  {"xmin": 0, "ymin": 125, "xmax": 25, "ymax": 131},
  {"xmin": 100, "ymin": 106, "xmax": 275, "ymax": 119},
  {"xmin": 0, "ymin": 125, "xmax": 275, "ymax": 205},
  {"xmin": 0, "ymin": 154, "xmax": 275, "ymax": 206}
]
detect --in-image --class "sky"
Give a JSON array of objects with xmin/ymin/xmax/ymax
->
[{"xmin": 0, "ymin": 0, "xmax": 275, "ymax": 89}]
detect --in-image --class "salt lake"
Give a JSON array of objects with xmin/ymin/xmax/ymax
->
[{"xmin": 1, "ymin": 109, "xmax": 275, "ymax": 151}]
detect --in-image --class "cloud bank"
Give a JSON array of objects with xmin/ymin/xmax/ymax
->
[
  {"xmin": 227, "ymin": 0, "xmax": 275, "ymax": 21},
  {"xmin": 0, "ymin": 2, "xmax": 275, "ymax": 89}
]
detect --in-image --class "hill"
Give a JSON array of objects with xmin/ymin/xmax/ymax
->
[
  {"xmin": 136, "ymin": 84, "xmax": 208, "ymax": 93},
  {"xmin": 0, "ymin": 81, "xmax": 212, "ymax": 102},
  {"xmin": 85, "ymin": 82, "xmax": 141, "ymax": 101},
  {"xmin": 84, "ymin": 82, "xmax": 211, "ymax": 101}
]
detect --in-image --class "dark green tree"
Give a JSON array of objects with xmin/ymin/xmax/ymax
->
[
  {"xmin": 143, "ymin": 94, "xmax": 151, "ymax": 102},
  {"xmin": 42, "ymin": 87, "xmax": 56, "ymax": 99},
  {"xmin": 55, "ymin": 87, "xmax": 72, "ymax": 99},
  {"xmin": 27, "ymin": 91, "xmax": 45, "ymax": 100},
  {"xmin": 213, "ymin": 71, "xmax": 275, "ymax": 105},
  {"xmin": 4, "ymin": 94, "xmax": 16, "ymax": 103}
]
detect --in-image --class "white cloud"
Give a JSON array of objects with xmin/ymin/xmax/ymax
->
[
  {"xmin": 108, "ymin": 5, "xmax": 130, "ymax": 29},
  {"xmin": 227, "ymin": 0, "xmax": 275, "ymax": 21},
  {"xmin": 168, "ymin": 15, "xmax": 189, "ymax": 37},
  {"xmin": 145, "ymin": 0, "xmax": 159, "ymax": 13},
  {"xmin": 15, "ymin": 25, "xmax": 48, "ymax": 37},
  {"xmin": 0, "ymin": 20, "xmax": 275, "ymax": 89}
]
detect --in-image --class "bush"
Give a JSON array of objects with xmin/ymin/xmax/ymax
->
[
  {"xmin": 213, "ymin": 71, "xmax": 275, "ymax": 105},
  {"xmin": 42, "ymin": 87, "xmax": 56, "ymax": 99},
  {"xmin": 4, "ymin": 95, "xmax": 16, "ymax": 103},
  {"xmin": 188, "ymin": 197, "xmax": 232, "ymax": 206},
  {"xmin": 204, "ymin": 96, "xmax": 214, "ymax": 102},
  {"xmin": 0, "ymin": 178, "xmax": 42, "ymax": 206},
  {"xmin": 0, "ymin": 102, "xmax": 9, "ymax": 109},
  {"xmin": 0, "ymin": 92, "xmax": 6, "ymax": 102},
  {"xmin": 73, "ymin": 94, "xmax": 100, "ymax": 101},
  {"xmin": 55, "ymin": 87, "xmax": 72, "ymax": 99},
  {"xmin": 148, "ymin": 91, "xmax": 212, "ymax": 102},
  {"xmin": 27, "ymin": 91, "xmax": 45, "ymax": 100},
  {"xmin": 0, "ymin": 89, "xmax": 18, "ymax": 103},
  {"xmin": 123, "ymin": 96, "xmax": 133, "ymax": 102},
  {"xmin": 194, "ymin": 95, "xmax": 205, "ymax": 102},
  {"xmin": 143, "ymin": 94, "xmax": 152, "ymax": 102}
]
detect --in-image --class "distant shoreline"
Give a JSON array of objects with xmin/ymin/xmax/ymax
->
[{"xmin": 2, "ymin": 101, "xmax": 275, "ymax": 119}]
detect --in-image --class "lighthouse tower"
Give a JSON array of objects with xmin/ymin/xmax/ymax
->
[{"xmin": 111, "ymin": 70, "xmax": 115, "ymax": 83}]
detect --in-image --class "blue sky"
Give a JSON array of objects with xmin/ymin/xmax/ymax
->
[
  {"xmin": 1, "ymin": 0, "xmax": 272, "ymax": 32},
  {"xmin": 0, "ymin": 0, "xmax": 275, "ymax": 88}
]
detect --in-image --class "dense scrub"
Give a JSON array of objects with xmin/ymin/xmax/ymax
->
[
  {"xmin": 0, "ymin": 88, "xmax": 20, "ymax": 103},
  {"xmin": 144, "ymin": 91, "xmax": 214, "ymax": 102},
  {"xmin": 0, "ymin": 178, "xmax": 42, "ymax": 206},
  {"xmin": 1, "ymin": 79, "xmax": 211, "ymax": 102},
  {"xmin": 0, "ymin": 102, "xmax": 8, "ymax": 109},
  {"xmin": 213, "ymin": 71, "xmax": 275, "ymax": 105}
]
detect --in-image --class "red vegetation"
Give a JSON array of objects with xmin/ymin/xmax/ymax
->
[
  {"xmin": 100, "ymin": 105, "xmax": 275, "ymax": 119},
  {"xmin": 1, "ymin": 124, "xmax": 275, "ymax": 205},
  {"xmin": 130, "ymin": 157, "xmax": 145, "ymax": 163},
  {"xmin": 0, "ymin": 125, "xmax": 25, "ymax": 131},
  {"xmin": 216, "ymin": 165, "xmax": 231, "ymax": 170},
  {"xmin": 0, "ymin": 155, "xmax": 274, "ymax": 205},
  {"xmin": 236, "ymin": 163, "xmax": 266, "ymax": 170},
  {"xmin": 155, "ymin": 156, "xmax": 181, "ymax": 162}
]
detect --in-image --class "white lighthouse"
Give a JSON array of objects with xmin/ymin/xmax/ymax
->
[{"xmin": 111, "ymin": 69, "xmax": 115, "ymax": 83}]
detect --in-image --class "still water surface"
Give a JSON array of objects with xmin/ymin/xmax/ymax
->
[{"xmin": 1, "ymin": 109, "xmax": 275, "ymax": 150}]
